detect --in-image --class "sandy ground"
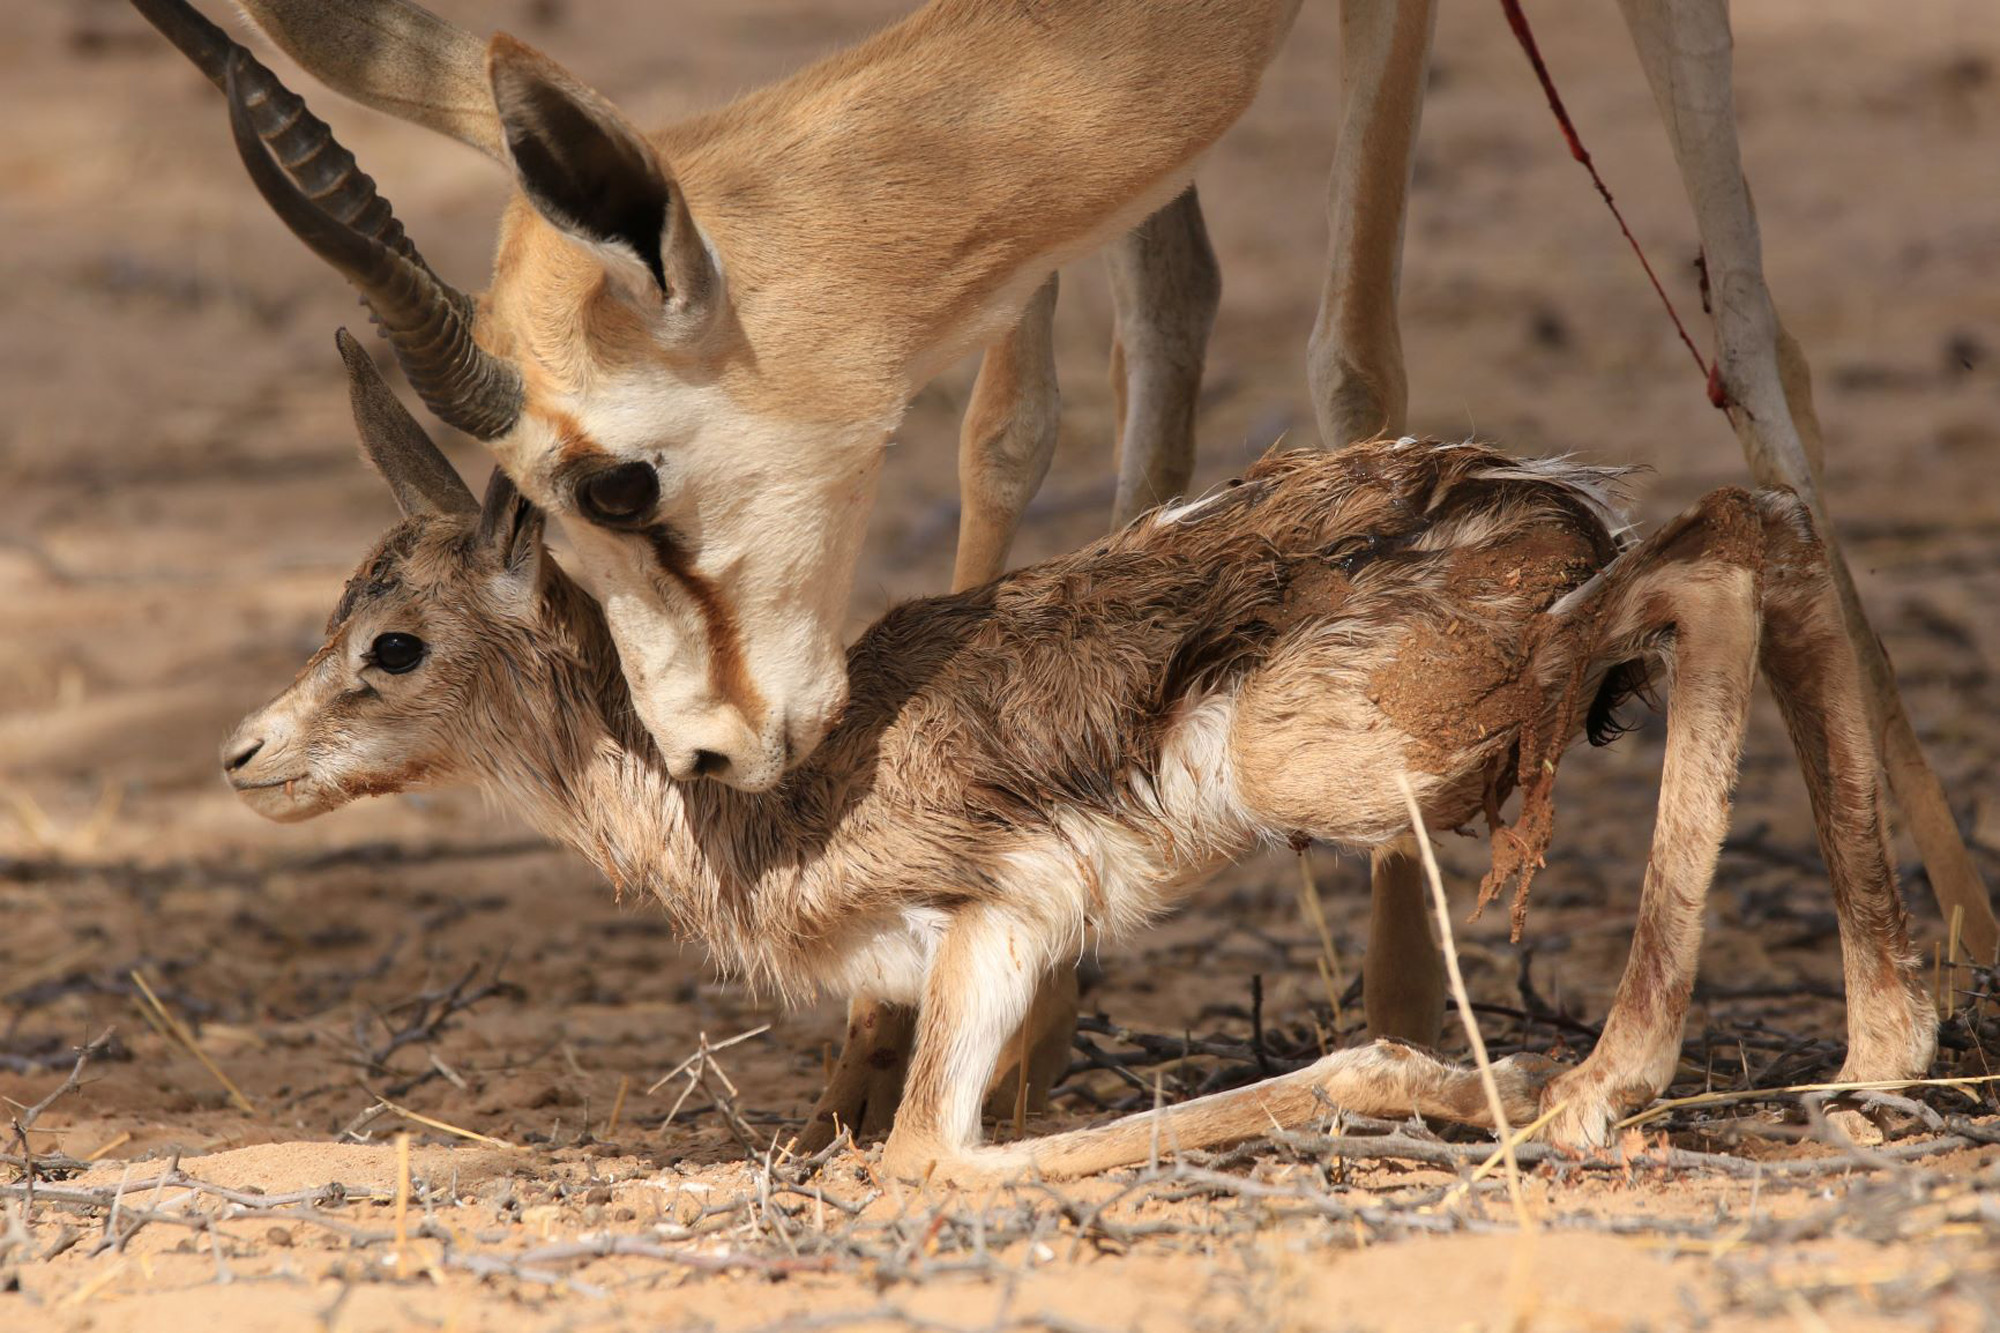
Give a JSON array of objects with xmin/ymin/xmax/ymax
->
[{"xmin": 4, "ymin": 0, "xmax": 1999, "ymax": 1328}]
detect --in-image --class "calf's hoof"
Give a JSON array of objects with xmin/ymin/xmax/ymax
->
[{"xmin": 1487, "ymin": 1052, "xmax": 1564, "ymax": 1126}]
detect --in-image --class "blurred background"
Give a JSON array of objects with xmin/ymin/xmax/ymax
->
[{"xmin": 1, "ymin": 0, "xmax": 1996, "ymax": 1155}]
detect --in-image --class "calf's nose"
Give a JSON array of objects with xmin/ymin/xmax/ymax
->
[{"xmin": 223, "ymin": 735, "xmax": 264, "ymax": 773}]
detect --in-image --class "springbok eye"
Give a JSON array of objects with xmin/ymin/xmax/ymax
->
[
  {"xmin": 369, "ymin": 632, "xmax": 427, "ymax": 674},
  {"xmin": 577, "ymin": 462, "xmax": 660, "ymax": 524}
]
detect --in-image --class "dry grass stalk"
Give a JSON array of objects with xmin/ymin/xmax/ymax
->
[
  {"xmin": 392, "ymin": 1131, "xmax": 411, "ymax": 1277},
  {"xmin": 1396, "ymin": 772, "xmax": 1535, "ymax": 1232},
  {"xmin": 1295, "ymin": 850, "xmax": 1347, "ymax": 1029},
  {"xmin": 1615, "ymin": 1071, "xmax": 2000, "ymax": 1132},
  {"xmin": 374, "ymin": 1093, "xmax": 519, "ymax": 1150},
  {"xmin": 128, "ymin": 971, "xmax": 255, "ymax": 1114},
  {"xmin": 604, "ymin": 1074, "xmax": 631, "ymax": 1140}
]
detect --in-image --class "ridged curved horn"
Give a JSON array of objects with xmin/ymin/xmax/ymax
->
[
  {"xmin": 224, "ymin": 56, "xmax": 523, "ymax": 439},
  {"xmin": 131, "ymin": 0, "xmax": 416, "ymax": 263},
  {"xmin": 129, "ymin": 0, "xmax": 523, "ymax": 440}
]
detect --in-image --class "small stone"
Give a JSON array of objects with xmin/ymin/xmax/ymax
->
[{"xmin": 266, "ymin": 1226, "xmax": 294, "ymax": 1247}]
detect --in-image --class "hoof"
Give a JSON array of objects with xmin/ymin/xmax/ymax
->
[
  {"xmin": 879, "ymin": 1136, "xmax": 1026, "ymax": 1188},
  {"xmin": 1533, "ymin": 1067, "xmax": 1624, "ymax": 1152},
  {"xmin": 1489, "ymin": 1052, "xmax": 1565, "ymax": 1125},
  {"xmin": 1822, "ymin": 1107, "xmax": 1888, "ymax": 1148}
]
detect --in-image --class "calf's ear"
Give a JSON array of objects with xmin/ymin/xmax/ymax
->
[{"xmin": 476, "ymin": 467, "xmax": 547, "ymax": 586}]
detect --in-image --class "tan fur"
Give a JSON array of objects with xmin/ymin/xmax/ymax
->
[{"xmin": 226, "ymin": 435, "xmax": 1934, "ymax": 1179}]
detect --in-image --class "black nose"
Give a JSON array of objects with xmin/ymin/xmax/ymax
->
[
  {"xmin": 226, "ymin": 738, "xmax": 264, "ymax": 772},
  {"xmin": 691, "ymin": 749, "xmax": 730, "ymax": 780}
]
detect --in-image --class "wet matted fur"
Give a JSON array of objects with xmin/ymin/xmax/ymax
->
[{"xmin": 227, "ymin": 416, "xmax": 1934, "ymax": 1179}]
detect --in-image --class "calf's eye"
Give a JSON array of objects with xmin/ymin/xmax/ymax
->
[
  {"xmin": 578, "ymin": 463, "xmax": 660, "ymax": 524},
  {"xmin": 369, "ymin": 632, "xmax": 427, "ymax": 674}
]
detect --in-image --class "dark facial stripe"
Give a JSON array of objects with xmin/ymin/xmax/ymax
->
[
  {"xmin": 534, "ymin": 406, "xmax": 766, "ymax": 729},
  {"xmin": 643, "ymin": 523, "xmax": 766, "ymax": 729}
]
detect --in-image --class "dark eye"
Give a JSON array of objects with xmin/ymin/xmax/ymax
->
[
  {"xmin": 369, "ymin": 632, "xmax": 427, "ymax": 674},
  {"xmin": 577, "ymin": 462, "xmax": 660, "ymax": 524}
]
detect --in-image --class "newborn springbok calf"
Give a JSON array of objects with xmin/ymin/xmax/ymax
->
[{"xmin": 224, "ymin": 334, "xmax": 1934, "ymax": 1177}]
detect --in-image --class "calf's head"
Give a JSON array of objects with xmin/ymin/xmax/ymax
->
[{"xmin": 223, "ymin": 333, "xmax": 569, "ymax": 823}]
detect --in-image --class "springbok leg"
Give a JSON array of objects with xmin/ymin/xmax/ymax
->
[
  {"xmin": 1106, "ymin": 186, "xmax": 1220, "ymax": 526},
  {"xmin": 799, "ymin": 996, "xmax": 916, "ymax": 1152},
  {"xmin": 1311, "ymin": 0, "xmax": 1448, "ymax": 1044},
  {"xmin": 881, "ymin": 907, "xmax": 1553, "ymax": 1184},
  {"xmin": 1616, "ymin": 0, "xmax": 1996, "ymax": 962},
  {"xmin": 1364, "ymin": 837, "xmax": 1445, "ymax": 1045},
  {"xmin": 952, "ymin": 275, "xmax": 1063, "ymax": 590},
  {"xmin": 1307, "ymin": 0, "xmax": 1438, "ymax": 449},
  {"xmin": 1533, "ymin": 490, "xmax": 1766, "ymax": 1148},
  {"xmin": 802, "ymin": 280, "xmax": 1068, "ymax": 1152},
  {"xmin": 1753, "ymin": 493, "xmax": 1935, "ymax": 1085}
]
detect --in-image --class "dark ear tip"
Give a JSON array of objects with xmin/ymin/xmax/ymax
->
[{"xmin": 334, "ymin": 326, "xmax": 365, "ymax": 364}]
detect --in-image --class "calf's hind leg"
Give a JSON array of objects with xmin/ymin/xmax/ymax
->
[
  {"xmin": 881, "ymin": 909, "xmax": 1554, "ymax": 1186},
  {"xmin": 1753, "ymin": 493, "xmax": 1933, "ymax": 1086}
]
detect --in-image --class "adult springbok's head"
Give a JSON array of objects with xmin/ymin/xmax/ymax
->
[
  {"xmin": 143, "ymin": 0, "xmax": 888, "ymax": 789},
  {"xmin": 224, "ymin": 331, "xmax": 611, "ymax": 823}
]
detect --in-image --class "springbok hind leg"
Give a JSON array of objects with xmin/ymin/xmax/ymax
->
[
  {"xmin": 1363, "ymin": 838, "xmax": 1445, "ymax": 1045},
  {"xmin": 1753, "ymin": 494, "xmax": 1934, "ymax": 1087},
  {"xmin": 1001, "ymin": 1041, "xmax": 1555, "ymax": 1183},
  {"xmin": 1535, "ymin": 490, "xmax": 1766, "ymax": 1149},
  {"xmin": 1616, "ymin": 0, "xmax": 1996, "ymax": 963}
]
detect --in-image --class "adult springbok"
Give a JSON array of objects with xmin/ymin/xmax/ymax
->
[{"xmin": 223, "ymin": 335, "xmax": 1934, "ymax": 1176}]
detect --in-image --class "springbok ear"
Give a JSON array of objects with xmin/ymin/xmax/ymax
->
[
  {"xmin": 336, "ymin": 329, "xmax": 479, "ymax": 517},
  {"xmin": 486, "ymin": 34, "xmax": 716, "ymax": 322},
  {"xmin": 476, "ymin": 467, "xmax": 546, "ymax": 582},
  {"xmin": 233, "ymin": 0, "xmax": 507, "ymax": 162}
]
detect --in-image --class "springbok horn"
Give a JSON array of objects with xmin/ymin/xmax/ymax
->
[{"xmin": 129, "ymin": 0, "xmax": 523, "ymax": 440}]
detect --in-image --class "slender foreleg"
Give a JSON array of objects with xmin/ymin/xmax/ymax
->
[
  {"xmin": 1534, "ymin": 490, "xmax": 1765, "ymax": 1148},
  {"xmin": 1106, "ymin": 186, "xmax": 1219, "ymax": 526},
  {"xmin": 881, "ymin": 907, "xmax": 1046, "ymax": 1182},
  {"xmin": 806, "ymin": 280, "xmax": 1066, "ymax": 1152},
  {"xmin": 1307, "ymin": 0, "xmax": 1438, "ymax": 448},
  {"xmin": 1617, "ymin": 0, "xmax": 1996, "ymax": 962},
  {"xmin": 798, "ymin": 997, "xmax": 915, "ymax": 1153},
  {"xmin": 1309, "ymin": 0, "xmax": 1449, "ymax": 1043},
  {"xmin": 952, "ymin": 275, "xmax": 1062, "ymax": 590}
]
